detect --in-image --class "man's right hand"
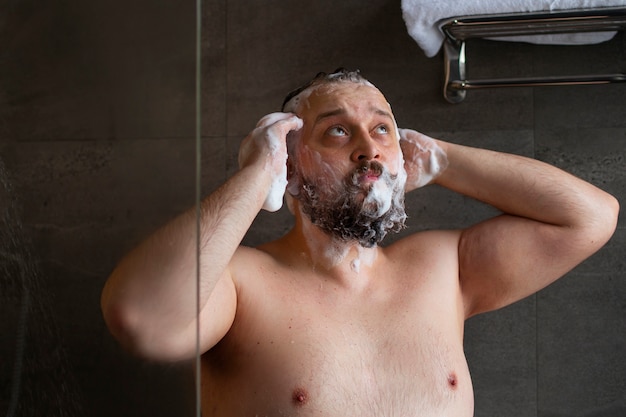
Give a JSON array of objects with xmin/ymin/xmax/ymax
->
[
  {"xmin": 238, "ymin": 112, "xmax": 303, "ymax": 212},
  {"xmin": 398, "ymin": 128, "xmax": 448, "ymax": 192}
]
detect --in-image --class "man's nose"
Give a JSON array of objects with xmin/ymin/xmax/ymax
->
[{"xmin": 350, "ymin": 132, "xmax": 380, "ymax": 162}]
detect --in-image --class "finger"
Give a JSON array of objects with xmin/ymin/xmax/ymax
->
[
  {"xmin": 398, "ymin": 128, "xmax": 417, "ymax": 141},
  {"xmin": 267, "ymin": 114, "xmax": 303, "ymax": 139},
  {"xmin": 256, "ymin": 112, "xmax": 300, "ymax": 129}
]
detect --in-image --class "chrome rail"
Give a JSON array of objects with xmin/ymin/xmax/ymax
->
[{"xmin": 440, "ymin": 7, "xmax": 626, "ymax": 103}]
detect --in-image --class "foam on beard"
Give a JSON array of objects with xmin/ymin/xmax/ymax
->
[
  {"xmin": 289, "ymin": 144, "xmax": 407, "ymax": 248},
  {"xmin": 361, "ymin": 159, "xmax": 408, "ymax": 219}
]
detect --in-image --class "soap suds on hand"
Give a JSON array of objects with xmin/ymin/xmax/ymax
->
[{"xmin": 239, "ymin": 112, "xmax": 303, "ymax": 212}]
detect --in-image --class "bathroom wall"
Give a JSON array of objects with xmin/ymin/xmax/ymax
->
[
  {"xmin": 1, "ymin": 0, "xmax": 198, "ymax": 415},
  {"xmin": 1, "ymin": 0, "xmax": 624, "ymax": 416}
]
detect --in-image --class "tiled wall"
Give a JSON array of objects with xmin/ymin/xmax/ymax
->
[{"xmin": 1, "ymin": 1, "xmax": 624, "ymax": 416}]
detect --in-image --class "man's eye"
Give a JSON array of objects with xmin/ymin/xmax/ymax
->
[
  {"xmin": 375, "ymin": 125, "xmax": 389, "ymax": 134},
  {"xmin": 327, "ymin": 126, "xmax": 348, "ymax": 137}
]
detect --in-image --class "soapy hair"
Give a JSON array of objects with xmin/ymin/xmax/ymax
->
[{"xmin": 281, "ymin": 68, "xmax": 372, "ymax": 112}]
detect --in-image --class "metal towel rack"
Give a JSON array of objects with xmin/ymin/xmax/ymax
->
[{"xmin": 440, "ymin": 7, "xmax": 626, "ymax": 103}]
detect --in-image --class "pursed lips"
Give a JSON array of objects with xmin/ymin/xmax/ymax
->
[
  {"xmin": 353, "ymin": 162, "xmax": 384, "ymax": 186},
  {"xmin": 358, "ymin": 170, "xmax": 381, "ymax": 184}
]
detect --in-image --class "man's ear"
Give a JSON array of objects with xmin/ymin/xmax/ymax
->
[
  {"xmin": 285, "ymin": 156, "xmax": 301, "ymax": 198},
  {"xmin": 284, "ymin": 145, "xmax": 299, "ymax": 215},
  {"xmin": 286, "ymin": 157, "xmax": 294, "ymax": 180},
  {"xmin": 285, "ymin": 193, "xmax": 296, "ymax": 215}
]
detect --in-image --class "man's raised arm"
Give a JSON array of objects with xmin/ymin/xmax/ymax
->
[
  {"xmin": 400, "ymin": 129, "xmax": 619, "ymax": 318},
  {"xmin": 443, "ymin": 140, "xmax": 618, "ymax": 317},
  {"xmin": 101, "ymin": 113, "xmax": 302, "ymax": 361}
]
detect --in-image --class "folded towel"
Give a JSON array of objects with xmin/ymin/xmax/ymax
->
[{"xmin": 402, "ymin": 0, "xmax": 626, "ymax": 57}]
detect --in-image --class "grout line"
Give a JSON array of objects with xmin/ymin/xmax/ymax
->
[
  {"xmin": 224, "ymin": 0, "xmax": 229, "ymax": 139},
  {"xmin": 194, "ymin": 0, "xmax": 203, "ymax": 416},
  {"xmin": 535, "ymin": 292, "xmax": 540, "ymax": 417}
]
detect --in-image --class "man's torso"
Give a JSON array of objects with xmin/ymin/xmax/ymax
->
[{"xmin": 201, "ymin": 230, "xmax": 474, "ymax": 416}]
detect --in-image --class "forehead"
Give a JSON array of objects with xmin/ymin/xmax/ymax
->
[{"xmin": 295, "ymin": 82, "xmax": 392, "ymax": 120}]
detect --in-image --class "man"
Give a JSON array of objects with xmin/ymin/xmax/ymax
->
[{"xmin": 101, "ymin": 69, "xmax": 619, "ymax": 416}]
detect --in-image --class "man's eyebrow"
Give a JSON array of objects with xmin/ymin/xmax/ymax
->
[
  {"xmin": 314, "ymin": 107, "xmax": 393, "ymax": 125},
  {"xmin": 314, "ymin": 108, "xmax": 346, "ymax": 124},
  {"xmin": 372, "ymin": 107, "xmax": 393, "ymax": 120}
]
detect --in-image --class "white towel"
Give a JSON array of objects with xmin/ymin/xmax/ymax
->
[{"xmin": 401, "ymin": 0, "xmax": 626, "ymax": 57}]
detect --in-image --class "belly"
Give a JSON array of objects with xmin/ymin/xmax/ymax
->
[{"xmin": 201, "ymin": 322, "xmax": 474, "ymax": 417}]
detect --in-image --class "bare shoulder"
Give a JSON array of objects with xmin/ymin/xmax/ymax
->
[
  {"xmin": 228, "ymin": 244, "xmax": 278, "ymax": 279},
  {"xmin": 227, "ymin": 239, "xmax": 302, "ymax": 289},
  {"xmin": 381, "ymin": 229, "xmax": 463, "ymax": 296},
  {"xmin": 383, "ymin": 229, "xmax": 466, "ymax": 332},
  {"xmin": 385, "ymin": 229, "xmax": 462, "ymax": 263}
]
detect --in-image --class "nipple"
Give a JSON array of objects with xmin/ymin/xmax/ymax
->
[
  {"xmin": 447, "ymin": 373, "xmax": 458, "ymax": 389},
  {"xmin": 292, "ymin": 387, "xmax": 309, "ymax": 406}
]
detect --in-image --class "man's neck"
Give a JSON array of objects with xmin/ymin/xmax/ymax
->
[{"xmin": 285, "ymin": 212, "xmax": 381, "ymax": 283}]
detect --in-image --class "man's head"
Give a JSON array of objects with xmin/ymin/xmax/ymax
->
[{"xmin": 283, "ymin": 69, "xmax": 407, "ymax": 248}]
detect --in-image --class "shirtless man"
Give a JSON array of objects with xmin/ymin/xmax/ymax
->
[{"xmin": 101, "ymin": 69, "xmax": 619, "ymax": 416}]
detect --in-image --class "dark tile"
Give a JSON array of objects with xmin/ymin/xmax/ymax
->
[
  {"xmin": 242, "ymin": 208, "xmax": 296, "ymax": 248},
  {"xmin": 433, "ymin": 129, "xmax": 535, "ymax": 155},
  {"xmin": 466, "ymin": 39, "xmax": 536, "ymax": 80},
  {"xmin": 81, "ymin": 1, "xmax": 198, "ymax": 140},
  {"xmin": 532, "ymin": 33, "xmax": 626, "ymax": 131},
  {"xmin": 531, "ymin": 32, "xmax": 625, "ymax": 78},
  {"xmin": 224, "ymin": 0, "xmax": 535, "ymax": 135},
  {"xmin": 47, "ymin": 263, "xmax": 197, "ymax": 417},
  {"xmin": 201, "ymin": 135, "xmax": 229, "ymax": 188},
  {"xmin": 0, "ymin": 0, "xmax": 198, "ymax": 142},
  {"xmin": 535, "ymin": 128, "xmax": 626, "ymax": 228},
  {"xmin": 0, "ymin": 136, "xmax": 215, "ymax": 415},
  {"xmin": 465, "ymin": 297, "xmax": 537, "ymax": 417},
  {"xmin": 536, "ymin": 230, "xmax": 626, "ymax": 417},
  {"xmin": 224, "ymin": 0, "xmax": 429, "ymax": 136},
  {"xmin": 201, "ymin": 0, "xmax": 227, "ymax": 137},
  {"xmin": 0, "ymin": 1, "xmax": 109, "ymax": 141},
  {"xmin": 390, "ymin": 38, "xmax": 535, "ymax": 131},
  {"xmin": 534, "ymin": 83, "xmax": 626, "ymax": 130},
  {"xmin": 0, "ymin": 136, "xmax": 224, "ymax": 276}
]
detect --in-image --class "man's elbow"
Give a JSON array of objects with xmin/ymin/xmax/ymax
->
[
  {"xmin": 596, "ymin": 192, "xmax": 619, "ymax": 239},
  {"xmin": 101, "ymin": 296, "xmax": 195, "ymax": 363},
  {"xmin": 102, "ymin": 300, "xmax": 137, "ymax": 352},
  {"xmin": 582, "ymin": 192, "xmax": 620, "ymax": 251}
]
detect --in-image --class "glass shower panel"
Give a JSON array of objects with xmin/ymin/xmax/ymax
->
[{"xmin": 1, "ymin": 1, "xmax": 199, "ymax": 416}]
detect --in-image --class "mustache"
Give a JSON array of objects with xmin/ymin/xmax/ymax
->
[
  {"xmin": 350, "ymin": 161, "xmax": 385, "ymax": 182},
  {"xmin": 350, "ymin": 160, "xmax": 398, "ymax": 185},
  {"xmin": 355, "ymin": 160, "xmax": 383, "ymax": 176}
]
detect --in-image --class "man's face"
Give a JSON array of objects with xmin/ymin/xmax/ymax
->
[{"xmin": 286, "ymin": 82, "xmax": 407, "ymax": 247}]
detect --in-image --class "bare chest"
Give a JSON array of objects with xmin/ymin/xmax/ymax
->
[{"xmin": 202, "ymin": 268, "xmax": 472, "ymax": 416}]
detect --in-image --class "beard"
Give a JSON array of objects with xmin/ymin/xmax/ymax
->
[{"xmin": 295, "ymin": 160, "xmax": 407, "ymax": 248}]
